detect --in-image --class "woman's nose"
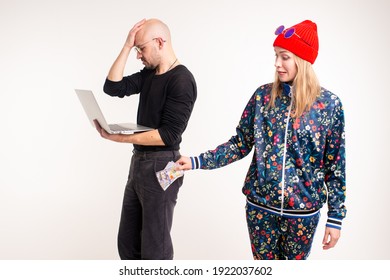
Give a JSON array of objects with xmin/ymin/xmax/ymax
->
[{"xmin": 274, "ymin": 57, "xmax": 281, "ymax": 68}]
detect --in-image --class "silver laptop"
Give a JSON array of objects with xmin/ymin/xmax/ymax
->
[{"xmin": 75, "ymin": 89, "xmax": 153, "ymax": 134}]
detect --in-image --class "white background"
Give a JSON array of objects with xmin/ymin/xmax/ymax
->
[{"xmin": 0, "ymin": 0, "xmax": 389, "ymax": 260}]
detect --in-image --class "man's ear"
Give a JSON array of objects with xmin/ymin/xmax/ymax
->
[{"xmin": 156, "ymin": 37, "xmax": 166, "ymax": 49}]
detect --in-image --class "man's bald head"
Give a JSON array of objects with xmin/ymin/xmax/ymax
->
[{"xmin": 135, "ymin": 19, "xmax": 172, "ymax": 45}]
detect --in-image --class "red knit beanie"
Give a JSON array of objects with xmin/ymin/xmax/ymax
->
[{"xmin": 273, "ymin": 20, "xmax": 319, "ymax": 64}]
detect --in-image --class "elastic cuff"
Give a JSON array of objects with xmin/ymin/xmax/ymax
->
[
  {"xmin": 190, "ymin": 156, "xmax": 201, "ymax": 169},
  {"xmin": 326, "ymin": 217, "xmax": 342, "ymax": 230}
]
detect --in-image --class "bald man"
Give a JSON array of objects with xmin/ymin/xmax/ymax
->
[{"xmin": 96, "ymin": 19, "xmax": 197, "ymax": 259}]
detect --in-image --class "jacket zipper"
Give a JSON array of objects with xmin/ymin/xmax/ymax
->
[{"xmin": 280, "ymin": 86, "xmax": 293, "ymax": 216}]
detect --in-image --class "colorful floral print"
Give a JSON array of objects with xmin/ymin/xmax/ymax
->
[
  {"xmin": 199, "ymin": 83, "xmax": 346, "ymax": 228},
  {"xmin": 246, "ymin": 202, "xmax": 320, "ymax": 260}
]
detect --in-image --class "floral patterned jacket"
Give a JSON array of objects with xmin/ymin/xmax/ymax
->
[{"xmin": 191, "ymin": 83, "xmax": 346, "ymax": 229}]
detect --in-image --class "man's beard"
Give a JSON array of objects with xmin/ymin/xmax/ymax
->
[
  {"xmin": 144, "ymin": 65, "xmax": 157, "ymax": 70},
  {"xmin": 143, "ymin": 62, "xmax": 157, "ymax": 70}
]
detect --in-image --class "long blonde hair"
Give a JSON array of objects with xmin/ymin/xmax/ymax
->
[{"xmin": 269, "ymin": 55, "xmax": 321, "ymax": 118}]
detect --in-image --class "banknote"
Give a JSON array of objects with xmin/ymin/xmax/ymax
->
[{"xmin": 156, "ymin": 161, "xmax": 184, "ymax": 191}]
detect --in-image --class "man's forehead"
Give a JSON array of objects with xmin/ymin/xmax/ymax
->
[
  {"xmin": 135, "ymin": 27, "xmax": 151, "ymax": 43},
  {"xmin": 135, "ymin": 30, "xmax": 146, "ymax": 44}
]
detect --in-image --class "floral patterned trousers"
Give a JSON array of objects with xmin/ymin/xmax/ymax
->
[{"xmin": 246, "ymin": 202, "xmax": 321, "ymax": 260}]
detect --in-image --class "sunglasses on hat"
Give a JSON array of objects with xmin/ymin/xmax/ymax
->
[{"xmin": 274, "ymin": 25, "xmax": 301, "ymax": 39}]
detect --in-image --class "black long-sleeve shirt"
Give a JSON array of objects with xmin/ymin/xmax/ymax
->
[{"xmin": 103, "ymin": 65, "xmax": 197, "ymax": 152}]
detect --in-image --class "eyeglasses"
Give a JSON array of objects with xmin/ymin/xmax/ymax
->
[
  {"xmin": 133, "ymin": 37, "xmax": 166, "ymax": 54},
  {"xmin": 274, "ymin": 25, "xmax": 301, "ymax": 39}
]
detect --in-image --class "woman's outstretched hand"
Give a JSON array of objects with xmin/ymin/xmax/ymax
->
[{"xmin": 175, "ymin": 156, "xmax": 193, "ymax": 171}]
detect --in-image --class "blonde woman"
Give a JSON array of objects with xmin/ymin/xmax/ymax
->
[{"xmin": 176, "ymin": 20, "xmax": 346, "ymax": 260}]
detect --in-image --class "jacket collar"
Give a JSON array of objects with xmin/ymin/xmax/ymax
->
[{"xmin": 282, "ymin": 83, "xmax": 293, "ymax": 97}]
